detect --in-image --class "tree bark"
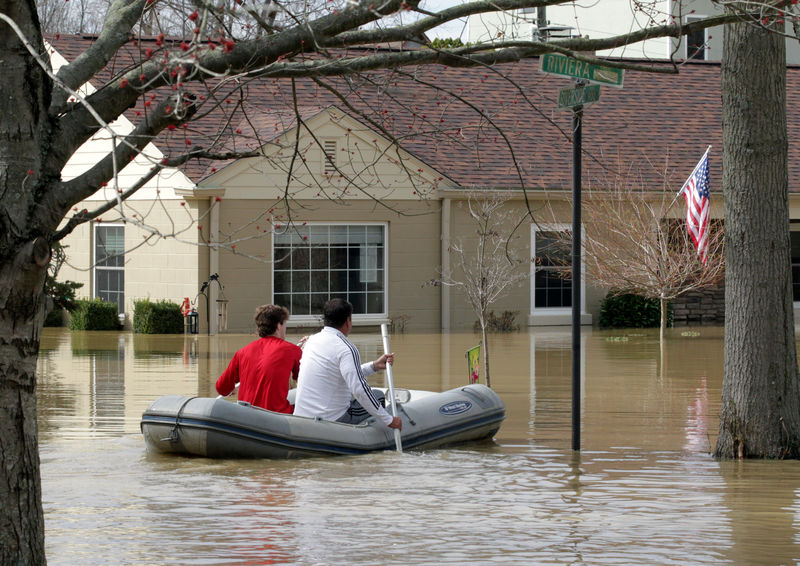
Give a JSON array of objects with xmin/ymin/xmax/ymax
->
[
  {"xmin": 715, "ymin": 17, "xmax": 800, "ymax": 459},
  {"xmin": 481, "ymin": 322, "xmax": 491, "ymax": 388},
  {"xmin": 0, "ymin": 2, "xmax": 51, "ymax": 561},
  {"xmin": 0, "ymin": 245, "xmax": 48, "ymax": 566}
]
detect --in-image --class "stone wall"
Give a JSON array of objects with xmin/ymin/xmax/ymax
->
[{"xmin": 671, "ymin": 284, "xmax": 725, "ymax": 326}]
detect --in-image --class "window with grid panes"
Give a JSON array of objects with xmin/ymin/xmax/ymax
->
[
  {"xmin": 273, "ymin": 224, "xmax": 386, "ymax": 316},
  {"xmin": 95, "ymin": 224, "xmax": 125, "ymax": 314},
  {"xmin": 533, "ymin": 229, "xmax": 572, "ymax": 309}
]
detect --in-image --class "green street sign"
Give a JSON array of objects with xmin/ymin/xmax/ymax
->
[
  {"xmin": 558, "ymin": 84, "xmax": 601, "ymax": 109},
  {"xmin": 539, "ymin": 53, "xmax": 624, "ymax": 88}
]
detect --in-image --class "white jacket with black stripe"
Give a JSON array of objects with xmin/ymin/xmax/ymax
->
[{"xmin": 293, "ymin": 326, "xmax": 393, "ymax": 425}]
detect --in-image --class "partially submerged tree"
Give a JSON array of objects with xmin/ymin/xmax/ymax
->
[
  {"xmin": 0, "ymin": 0, "xmax": 795, "ymax": 561},
  {"xmin": 431, "ymin": 193, "xmax": 530, "ymax": 387},
  {"xmin": 715, "ymin": 8, "xmax": 800, "ymax": 459},
  {"xmin": 576, "ymin": 159, "xmax": 725, "ymax": 343}
]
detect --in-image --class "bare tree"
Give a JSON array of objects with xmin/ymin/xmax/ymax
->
[
  {"xmin": 574, "ymin": 159, "xmax": 725, "ymax": 343},
  {"xmin": 36, "ymin": 0, "xmax": 109, "ymax": 34},
  {"xmin": 432, "ymin": 193, "xmax": 530, "ymax": 387},
  {"xmin": 0, "ymin": 0, "xmax": 791, "ymax": 561}
]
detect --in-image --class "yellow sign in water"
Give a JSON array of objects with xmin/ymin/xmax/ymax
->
[{"xmin": 466, "ymin": 344, "xmax": 480, "ymax": 384}]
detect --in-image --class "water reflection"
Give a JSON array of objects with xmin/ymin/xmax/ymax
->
[{"xmin": 36, "ymin": 326, "xmax": 800, "ymax": 564}]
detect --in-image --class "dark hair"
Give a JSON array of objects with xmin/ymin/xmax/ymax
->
[
  {"xmin": 323, "ymin": 298, "xmax": 352, "ymax": 329},
  {"xmin": 255, "ymin": 304, "xmax": 289, "ymax": 337}
]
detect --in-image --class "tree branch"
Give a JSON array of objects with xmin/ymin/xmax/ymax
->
[{"xmin": 51, "ymin": 0, "xmax": 151, "ymax": 112}]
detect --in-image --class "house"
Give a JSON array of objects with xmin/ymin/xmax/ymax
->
[
  {"xmin": 50, "ymin": 35, "xmax": 800, "ymax": 333},
  {"xmin": 467, "ymin": 1, "xmax": 800, "ymax": 63}
]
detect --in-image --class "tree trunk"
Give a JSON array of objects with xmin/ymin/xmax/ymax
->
[
  {"xmin": 715, "ymin": 17, "xmax": 800, "ymax": 458},
  {"xmin": 659, "ymin": 296, "xmax": 667, "ymax": 344},
  {"xmin": 0, "ymin": 3, "xmax": 51, "ymax": 561},
  {"xmin": 0, "ymin": 243, "xmax": 49, "ymax": 565},
  {"xmin": 480, "ymin": 321, "xmax": 491, "ymax": 388}
]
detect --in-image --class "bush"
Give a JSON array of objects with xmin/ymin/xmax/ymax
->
[
  {"xmin": 598, "ymin": 293, "xmax": 672, "ymax": 329},
  {"xmin": 474, "ymin": 310, "xmax": 520, "ymax": 333},
  {"xmin": 44, "ymin": 308, "xmax": 65, "ymax": 327},
  {"xmin": 133, "ymin": 299, "xmax": 184, "ymax": 334},
  {"xmin": 46, "ymin": 278, "xmax": 83, "ymax": 314},
  {"xmin": 68, "ymin": 299, "xmax": 121, "ymax": 331}
]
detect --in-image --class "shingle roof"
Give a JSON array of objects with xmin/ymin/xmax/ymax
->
[{"xmin": 48, "ymin": 35, "xmax": 800, "ymax": 194}]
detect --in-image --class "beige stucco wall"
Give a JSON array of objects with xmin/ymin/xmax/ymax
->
[
  {"xmin": 441, "ymin": 191, "xmax": 603, "ymax": 329},
  {"xmin": 208, "ymin": 198, "xmax": 443, "ymax": 333},
  {"xmin": 193, "ymin": 107, "xmax": 451, "ymax": 333}
]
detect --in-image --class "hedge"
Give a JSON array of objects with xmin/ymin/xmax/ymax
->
[
  {"xmin": 133, "ymin": 299, "xmax": 184, "ymax": 334},
  {"xmin": 598, "ymin": 293, "xmax": 672, "ymax": 329},
  {"xmin": 68, "ymin": 299, "xmax": 121, "ymax": 331}
]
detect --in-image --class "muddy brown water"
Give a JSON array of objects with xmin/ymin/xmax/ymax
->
[{"xmin": 37, "ymin": 326, "xmax": 800, "ymax": 565}]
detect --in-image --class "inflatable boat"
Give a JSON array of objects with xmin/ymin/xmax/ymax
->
[{"xmin": 140, "ymin": 384, "xmax": 505, "ymax": 458}]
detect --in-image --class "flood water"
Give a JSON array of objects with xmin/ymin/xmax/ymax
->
[{"xmin": 37, "ymin": 326, "xmax": 800, "ymax": 565}]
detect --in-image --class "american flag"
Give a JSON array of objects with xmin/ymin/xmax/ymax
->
[{"xmin": 680, "ymin": 149, "xmax": 711, "ymax": 266}]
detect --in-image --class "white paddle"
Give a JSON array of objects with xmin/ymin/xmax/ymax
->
[{"xmin": 380, "ymin": 323, "xmax": 402, "ymax": 452}]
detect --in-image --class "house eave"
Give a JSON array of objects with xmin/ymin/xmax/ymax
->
[{"xmin": 175, "ymin": 186, "xmax": 226, "ymax": 199}]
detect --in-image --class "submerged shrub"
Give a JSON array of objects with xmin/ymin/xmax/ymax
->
[
  {"xmin": 474, "ymin": 310, "xmax": 520, "ymax": 333},
  {"xmin": 68, "ymin": 299, "xmax": 120, "ymax": 331},
  {"xmin": 133, "ymin": 299, "xmax": 184, "ymax": 334},
  {"xmin": 599, "ymin": 293, "xmax": 672, "ymax": 329}
]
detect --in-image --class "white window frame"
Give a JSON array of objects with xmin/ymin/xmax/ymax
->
[
  {"xmin": 93, "ymin": 223, "xmax": 125, "ymax": 314},
  {"xmin": 530, "ymin": 223, "xmax": 586, "ymax": 320},
  {"xmin": 791, "ymin": 228, "xmax": 800, "ymax": 307},
  {"xmin": 271, "ymin": 222, "xmax": 389, "ymax": 323},
  {"xmin": 685, "ymin": 15, "xmax": 708, "ymax": 61}
]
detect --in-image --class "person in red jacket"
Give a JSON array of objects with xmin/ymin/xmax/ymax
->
[{"xmin": 215, "ymin": 304, "xmax": 302, "ymax": 413}]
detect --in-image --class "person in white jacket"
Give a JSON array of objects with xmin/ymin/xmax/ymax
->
[{"xmin": 293, "ymin": 298, "xmax": 402, "ymax": 430}]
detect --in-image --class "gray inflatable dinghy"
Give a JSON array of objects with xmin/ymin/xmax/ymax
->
[{"xmin": 140, "ymin": 384, "xmax": 505, "ymax": 458}]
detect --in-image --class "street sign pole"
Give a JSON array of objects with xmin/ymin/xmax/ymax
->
[
  {"xmin": 539, "ymin": 53, "xmax": 625, "ymax": 452},
  {"xmin": 571, "ymin": 99, "xmax": 582, "ymax": 452}
]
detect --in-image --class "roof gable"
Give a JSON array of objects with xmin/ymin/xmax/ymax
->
[{"xmin": 197, "ymin": 106, "xmax": 452, "ymax": 201}]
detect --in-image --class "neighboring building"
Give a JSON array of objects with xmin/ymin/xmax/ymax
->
[
  {"xmin": 467, "ymin": 1, "xmax": 800, "ymax": 63},
  {"xmin": 50, "ymin": 36, "xmax": 800, "ymax": 333},
  {"xmin": 49, "ymin": 43, "xmax": 201, "ymax": 321}
]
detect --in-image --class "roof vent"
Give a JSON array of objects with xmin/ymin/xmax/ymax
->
[{"xmin": 323, "ymin": 140, "xmax": 337, "ymax": 175}]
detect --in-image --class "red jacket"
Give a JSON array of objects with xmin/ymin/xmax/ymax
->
[{"xmin": 215, "ymin": 337, "xmax": 302, "ymax": 413}]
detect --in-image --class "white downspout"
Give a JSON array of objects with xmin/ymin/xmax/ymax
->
[{"xmin": 209, "ymin": 196, "xmax": 220, "ymax": 335}]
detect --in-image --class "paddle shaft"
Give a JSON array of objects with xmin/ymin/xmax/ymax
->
[{"xmin": 380, "ymin": 323, "xmax": 403, "ymax": 452}]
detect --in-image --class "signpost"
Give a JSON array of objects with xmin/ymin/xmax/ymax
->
[
  {"xmin": 539, "ymin": 53, "xmax": 624, "ymax": 87},
  {"xmin": 539, "ymin": 54, "xmax": 624, "ymax": 452},
  {"xmin": 558, "ymin": 84, "xmax": 601, "ymax": 110}
]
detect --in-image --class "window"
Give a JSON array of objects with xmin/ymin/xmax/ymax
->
[
  {"xmin": 273, "ymin": 224, "xmax": 386, "ymax": 317},
  {"xmin": 686, "ymin": 16, "xmax": 707, "ymax": 61},
  {"xmin": 792, "ymin": 231, "xmax": 800, "ymax": 302},
  {"xmin": 95, "ymin": 224, "xmax": 124, "ymax": 314},
  {"xmin": 532, "ymin": 227, "xmax": 573, "ymax": 310}
]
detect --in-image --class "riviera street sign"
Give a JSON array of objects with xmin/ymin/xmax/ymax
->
[
  {"xmin": 539, "ymin": 53, "xmax": 624, "ymax": 88},
  {"xmin": 558, "ymin": 84, "xmax": 601, "ymax": 109}
]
